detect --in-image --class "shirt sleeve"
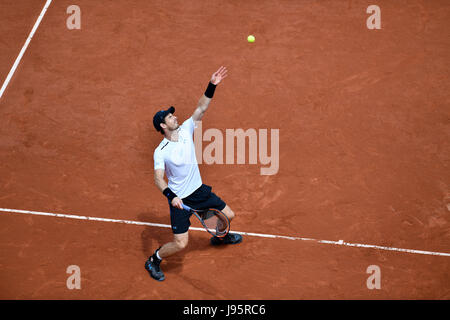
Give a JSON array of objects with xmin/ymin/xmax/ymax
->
[
  {"xmin": 154, "ymin": 148, "xmax": 165, "ymax": 170},
  {"xmin": 180, "ymin": 117, "xmax": 197, "ymax": 135}
]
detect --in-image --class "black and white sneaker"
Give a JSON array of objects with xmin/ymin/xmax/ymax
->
[
  {"xmin": 145, "ymin": 253, "xmax": 165, "ymax": 281},
  {"xmin": 210, "ymin": 233, "xmax": 243, "ymax": 246}
]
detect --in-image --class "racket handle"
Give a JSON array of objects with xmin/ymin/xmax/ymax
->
[{"xmin": 181, "ymin": 203, "xmax": 192, "ymax": 211}]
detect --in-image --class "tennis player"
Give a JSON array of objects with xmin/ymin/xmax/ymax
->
[{"xmin": 145, "ymin": 66, "xmax": 243, "ymax": 281}]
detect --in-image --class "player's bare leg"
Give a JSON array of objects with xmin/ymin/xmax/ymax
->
[
  {"xmin": 158, "ymin": 231, "xmax": 189, "ymax": 258},
  {"xmin": 221, "ymin": 205, "xmax": 235, "ymax": 221},
  {"xmin": 145, "ymin": 231, "xmax": 188, "ymax": 281}
]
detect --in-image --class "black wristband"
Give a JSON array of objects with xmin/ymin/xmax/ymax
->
[
  {"xmin": 163, "ymin": 187, "xmax": 177, "ymax": 202},
  {"xmin": 204, "ymin": 81, "xmax": 216, "ymax": 99}
]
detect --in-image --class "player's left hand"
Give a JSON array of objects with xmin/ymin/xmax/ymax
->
[{"xmin": 210, "ymin": 66, "xmax": 228, "ymax": 85}]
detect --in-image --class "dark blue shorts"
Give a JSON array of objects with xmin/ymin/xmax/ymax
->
[{"xmin": 169, "ymin": 184, "xmax": 226, "ymax": 234}]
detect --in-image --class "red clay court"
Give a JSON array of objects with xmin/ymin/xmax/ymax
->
[{"xmin": 0, "ymin": 0, "xmax": 449, "ymax": 299}]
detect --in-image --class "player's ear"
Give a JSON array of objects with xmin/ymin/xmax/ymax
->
[{"xmin": 160, "ymin": 123, "xmax": 166, "ymax": 131}]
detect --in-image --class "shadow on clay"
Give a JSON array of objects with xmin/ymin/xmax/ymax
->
[{"xmin": 137, "ymin": 211, "xmax": 219, "ymax": 274}]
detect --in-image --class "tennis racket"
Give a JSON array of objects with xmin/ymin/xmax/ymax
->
[{"xmin": 182, "ymin": 203, "xmax": 230, "ymax": 238}]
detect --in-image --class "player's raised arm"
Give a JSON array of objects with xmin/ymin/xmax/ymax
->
[{"xmin": 192, "ymin": 66, "xmax": 228, "ymax": 122}]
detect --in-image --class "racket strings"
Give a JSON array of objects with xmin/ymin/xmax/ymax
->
[{"xmin": 202, "ymin": 209, "xmax": 229, "ymax": 236}]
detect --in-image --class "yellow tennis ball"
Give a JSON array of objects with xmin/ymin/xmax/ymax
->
[{"xmin": 247, "ymin": 35, "xmax": 255, "ymax": 43}]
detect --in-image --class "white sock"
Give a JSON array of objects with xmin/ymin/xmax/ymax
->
[{"xmin": 155, "ymin": 250, "xmax": 162, "ymax": 260}]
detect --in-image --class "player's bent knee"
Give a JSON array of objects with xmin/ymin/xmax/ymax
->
[
  {"xmin": 174, "ymin": 233, "xmax": 189, "ymax": 250},
  {"xmin": 222, "ymin": 206, "xmax": 235, "ymax": 220},
  {"xmin": 176, "ymin": 240, "xmax": 188, "ymax": 250}
]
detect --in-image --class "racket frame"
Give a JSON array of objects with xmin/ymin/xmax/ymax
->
[{"xmin": 182, "ymin": 204, "xmax": 230, "ymax": 238}]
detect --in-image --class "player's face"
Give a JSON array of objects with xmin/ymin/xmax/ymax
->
[{"xmin": 163, "ymin": 113, "xmax": 179, "ymax": 131}]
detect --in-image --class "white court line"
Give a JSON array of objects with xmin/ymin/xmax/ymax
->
[
  {"xmin": 1, "ymin": 207, "xmax": 449, "ymax": 257},
  {"xmin": 0, "ymin": 0, "xmax": 53, "ymax": 99}
]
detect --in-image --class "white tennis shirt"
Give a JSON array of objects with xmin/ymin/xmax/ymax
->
[{"xmin": 153, "ymin": 117, "xmax": 202, "ymax": 199}]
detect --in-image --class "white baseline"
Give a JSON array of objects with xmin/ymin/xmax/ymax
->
[{"xmin": 0, "ymin": 207, "xmax": 449, "ymax": 257}]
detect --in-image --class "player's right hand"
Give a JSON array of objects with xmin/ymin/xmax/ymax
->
[{"xmin": 171, "ymin": 197, "xmax": 184, "ymax": 210}]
